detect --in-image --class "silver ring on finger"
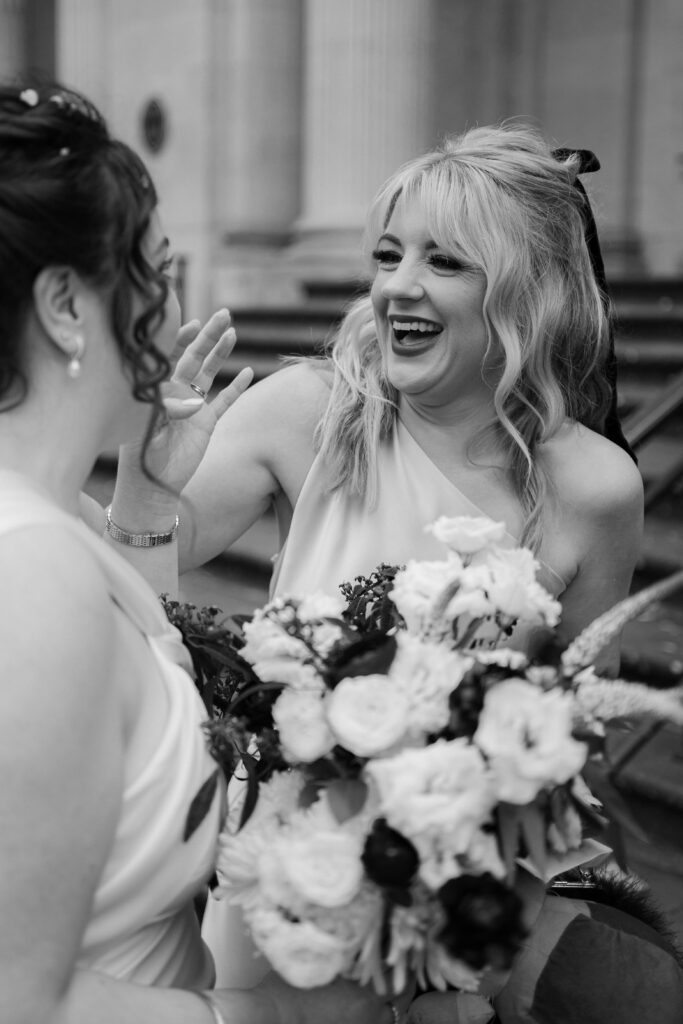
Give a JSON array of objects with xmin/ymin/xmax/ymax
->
[{"xmin": 189, "ymin": 382, "xmax": 208, "ymax": 400}]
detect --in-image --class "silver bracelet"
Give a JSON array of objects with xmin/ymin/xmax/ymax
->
[
  {"xmin": 105, "ymin": 506, "xmax": 179, "ymax": 548},
  {"xmin": 197, "ymin": 991, "xmax": 228, "ymax": 1024},
  {"xmin": 386, "ymin": 1000, "xmax": 401, "ymax": 1024}
]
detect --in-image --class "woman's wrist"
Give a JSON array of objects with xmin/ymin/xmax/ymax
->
[
  {"xmin": 112, "ymin": 447, "xmax": 180, "ymax": 532},
  {"xmin": 105, "ymin": 505, "xmax": 179, "ymax": 548}
]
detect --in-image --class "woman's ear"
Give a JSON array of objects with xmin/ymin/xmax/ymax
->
[
  {"xmin": 32, "ymin": 266, "xmax": 85, "ymax": 355},
  {"xmin": 32, "ymin": 267, "xmax": 87, "ymax": 376}
]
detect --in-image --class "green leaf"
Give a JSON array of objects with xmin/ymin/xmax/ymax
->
[
  {"xmin": 519, "ymin": 802, "xmax": 547, "ymax": 878},
  {"xmin": 497, "ymin": 803, "xmax": 523, "ymax": 880},
  {"xmin": 327, "ymin": 779, "xmax": 368, "ymax": 822},
  {"xmin": 237, "ymin": 751, "xmax": 261, "ymax": 831},
  {"xmin": 326, "ymin": 633, "xmax": 398, "ymax": 685},
  {"xmin": 184, "ymin": 768, "xmax": 219, "ymax": 841}
]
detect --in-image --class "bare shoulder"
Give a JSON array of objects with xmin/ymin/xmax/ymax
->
[
  {"xmin": 0, "ymin": 525, "xmax": 116, "ymax": 703},
  {"xmin": 233, "ymin": 359, "xmax": 332, "ymax": 432},
  {"xmin": 541, "ymin": 422, "xmax": 643, "ymax": 519}
]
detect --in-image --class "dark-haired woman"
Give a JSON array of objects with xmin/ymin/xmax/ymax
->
[{"xmin": 0, "ymin": 82, "xmax": 396, "ymax": 1024}]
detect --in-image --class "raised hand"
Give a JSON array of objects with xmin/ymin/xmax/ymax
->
[{"xmin": 136, "ymin": 308, "xmax": 253, "ymax": 496}]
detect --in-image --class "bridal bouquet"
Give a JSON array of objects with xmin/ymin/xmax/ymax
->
[{"xmin": 166, "ymin": 516, "xmax": 683, "ymax": 994}]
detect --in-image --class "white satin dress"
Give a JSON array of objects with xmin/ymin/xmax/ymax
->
[{"xmin": 0, "ymin": 474, "xmax": 224, "ymax": 989}]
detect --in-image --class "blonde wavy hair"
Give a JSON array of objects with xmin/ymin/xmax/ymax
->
[{"xmin": 313, "ymin": 122, "xmax": 612, "ymax": 549}]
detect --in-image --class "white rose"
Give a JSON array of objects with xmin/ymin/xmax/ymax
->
[
  {"xmin": 427, "ymin": 515, "xmax": 507, "ymax": 555},
  {"xmin": 390, "ymin": 557, "xmax": 463, "ymax": 635},
  {"xmin": 327, "ymin": 674, "xmax": 411, "ymax": 757},
  {"xmin": 366, "ymin": 740, "xmax": 496, "ymax": 849},
  {"xmin": 248, "ymin": 906, "xmax": 351, "ymax": 988},
  {"xmin": 474, "ymin": 679, "xmax": 588, "ymax": 803},
  {"xmin": 391, "ymin": 633, "xmax": 473, "ymax": 735},
  {"xmin": 272, "ymin": 689, "xmax": 336, "ymax": 763},
  {"xmin": 282, "ymin": 831, "xmax": 365, "ymax": 907}
]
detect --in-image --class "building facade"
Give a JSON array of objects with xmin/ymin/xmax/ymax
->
[{"xmin": 2, "ymin": 0, "xmax": 682, "ymax": 319}]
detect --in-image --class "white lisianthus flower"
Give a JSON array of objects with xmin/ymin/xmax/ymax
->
[
  {"xmin": 241, "ymin": 614, "xmax": 308, "ymax": 664},
  {"xmin": 427, "ymin": 515, "xmax": 507, "ymax": 555},
  {"xmin": 474, "ymin": 648, "xmax": 529, "ymax": 671},
  {"xmin": 476, "ymin": 548, "xmax": 561, "ymax": 627},
  {"xmin": 272, "ymin": 688, "xmax": 336, "ymax": 763},
  {"xmin": 254, "ymin": 659, "xmax": 325, "ymax": 693},
  {"xmin": 391, "ymin": 556, "xmax": 463, "ymax": 634},
  {"xmin": 547, "ymin": 800, "xmax": 583, "ymax": 854},
  {"xmin": 390, "ymin": 633, "xmax": 473, "ymax": 735},
  {"xmin": 366, "ymin": 740, "xmax": 496, "ymax": 849},
  {"xmin": 443, "ymin": 587, "xmax": 494, "ymax": 622},
  {"xmin": 309, "ymin": 620, "xmax": 344, "ymax": 658},
  {"xmin": 419, "ymin": 824, "xmax": 506, "ymax": 889},
  {"xmin": 327, "ymin": 674, "xmax": 411, "ymax": 757},
  {"xmin": 282, "ymin": 831, "xmax": 365, "ymax": 907},
  {"xmin": 297, "ymin": 591, "xmax": 346, "ymax": 621},
  {"xmin": 214, "ymin": 772, "xmax": 304, "ymax": 893},
  {"xmin": 474, "ymin": 679, "xmax": 588, "ymax": 804},
  {"xmin": 248, "ymin": 906, "xmax": 352, "ymax": 988}
]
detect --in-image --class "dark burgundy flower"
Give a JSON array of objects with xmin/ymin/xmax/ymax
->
[
  {"xmin": 437, "ymin": 872, "xmax": 527, "ymax": 970},
  {"xmin": 446, "ymin": 674, "xmax": 485, "ymax": 738},
  {"xmin": 362, "ymin": 817, "xmax": 419, "ymax": 889}
]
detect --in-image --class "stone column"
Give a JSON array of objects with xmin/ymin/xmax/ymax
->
[
  {"xmin": 636, "ymin": 0, "xmax": 683, "ymax": 274},
  {"xmin": 55, "ymin": 0, "xmax": 109, "ymax": 111},
  {"xmin": 0, "ymin": 0, "xmax": 27, "ymax": 80},
  {"xmin": 210, "ymin": 0, "xmax": 305, "ymax": 307},
  {"xmin": 542, "ymin": 0, "xmax": 646, "ymax": 274},
  {"xmin": 287, "ymin": 0, "xmax": 438, "ymax": 285}
]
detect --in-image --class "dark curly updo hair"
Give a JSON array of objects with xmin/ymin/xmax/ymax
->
[{"xmin": 0, "ymin": 80, "xmax": 171, "ymax": 425}]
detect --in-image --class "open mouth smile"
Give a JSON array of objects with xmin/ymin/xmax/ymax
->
[{"xmin": 389, "ymin": 316, "xmax": 443, "ymax": 346}]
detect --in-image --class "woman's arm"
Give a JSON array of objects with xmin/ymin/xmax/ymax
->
[
  {"xmin": 0, "ymin": 529, "xmax": 392, "ymax": 1024},
  {"xmin": 0, "ymin": 529, "xmax": 126, "ymax": 1024},
  {"xmin": 546, "ymin": 431, "xmax": 644, "ymax": 675},
  {"xmin": 178, "ymin": 362, "xmax": 328, "ymax": 572}
]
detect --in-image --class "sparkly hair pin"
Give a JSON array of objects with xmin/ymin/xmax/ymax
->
[
  {"xmin": 48, "ymin": 91, "xmax": 97, "ymax": 122},
  {"xmin": 19, "ymin": 88, "xmax": 39, "ymax": 108}
]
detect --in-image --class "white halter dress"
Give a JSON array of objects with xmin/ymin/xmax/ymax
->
[
  {"xmin": 0, "ymin": 474, "xmax": 223, "ymax": 989},
  {"xmin": 271, "ymin": 418, "xmax": 567, "ymax": 619}
]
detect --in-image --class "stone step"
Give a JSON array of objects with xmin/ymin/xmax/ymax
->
[
  {"xmin": 301, "ymin": 276, "xmax": 683, "ymax": 309},
  {"xmin": 222, "ymin": 332, "xmax": 683, "ymax": 387}
]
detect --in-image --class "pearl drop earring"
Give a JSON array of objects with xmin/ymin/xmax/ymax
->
[{"xmin": 65, "ymin": 333, "xmax": 85, "ymax": 379}]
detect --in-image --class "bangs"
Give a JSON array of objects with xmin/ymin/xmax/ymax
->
[{"xmin": 363, "ymin": 160, "xmax": 484, "ymax": 272}]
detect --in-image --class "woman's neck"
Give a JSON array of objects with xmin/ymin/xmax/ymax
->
[
  {"xmin": 0, "ymin": 400, "xmax": 100, "ymax": 516},
  {"xmin": 398, "ymin": 393, "xmax": 505, "ymax": 467}
]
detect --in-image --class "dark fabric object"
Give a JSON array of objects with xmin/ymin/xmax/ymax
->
[
  {"xmin": 552, "ymin": 148, "xmax": 637, "ymax": 463},
  {"xmin": 496, "ymin": 894, "xmax": 683, "ymax": 1024}
]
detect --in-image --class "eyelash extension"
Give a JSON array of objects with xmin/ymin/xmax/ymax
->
[
  {"xmin": 429, "ymin": 254, "xmax": 463, "ymax": 269},
  {"xmin": 371, "ymin": 247, "xmax": 400, "ymax": 263}
]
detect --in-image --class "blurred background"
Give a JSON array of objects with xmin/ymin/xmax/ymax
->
[
  {"xmin": 4, "ymin": 0, "xmax": 683, "ymax": 315},
  {"xmin": 5, "ymin": 0, "xmax": 683, "ymax": 926}
]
